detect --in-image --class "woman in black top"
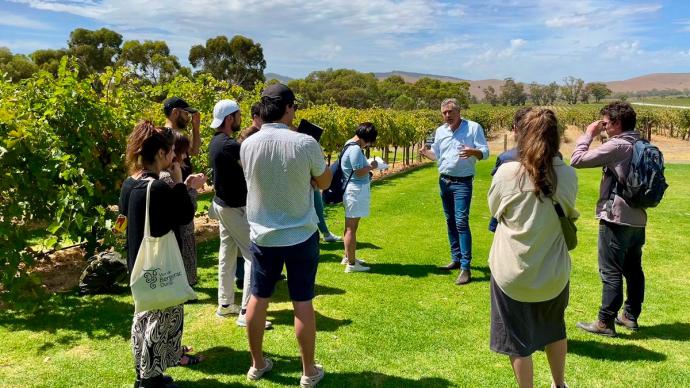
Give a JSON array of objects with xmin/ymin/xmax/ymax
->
[{"xmin": 119, "ymin": 121, "xmax": 205, "ymax": 388}]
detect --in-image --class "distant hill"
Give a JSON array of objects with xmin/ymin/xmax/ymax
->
[
  {"xmin": 373, "ymin": 70, "xmax": 466, "ymax": 83},
  {"xmin": 604, "ymin": 73, "xmax": 690, "ymax": 93},
  {"xmin": 264, "ymin": 72, "xmax": 293, "ymax": 84},
  {"xmin": 267, "ymin": 70, "xmax": 690, "ymax": 100},
  {"xmin": 373, "ymin": 70, "xmax": 503, "ymax": 99}
]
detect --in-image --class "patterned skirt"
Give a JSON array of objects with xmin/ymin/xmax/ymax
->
[
  {"xmin": 131, "ymin": 305, "xmax": 184, "ymax": 378},
  {"xmin": 179, "ymin": 221, "xmax": 197, "ymax": 286}
]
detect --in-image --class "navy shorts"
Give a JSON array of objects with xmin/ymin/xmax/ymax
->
[{"xmin": 250, "ymin": 232, "xmax": 319, "ymax": 302}]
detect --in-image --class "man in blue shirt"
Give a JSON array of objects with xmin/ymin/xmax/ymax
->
[{"xmin": 420, "ymin": 98, "xmax": 490, "ymax": 285}]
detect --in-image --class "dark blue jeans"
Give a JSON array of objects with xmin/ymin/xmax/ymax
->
[
  {"xmin": 439, "ymin": 175, "xmax": 473, "ymax": 270},
  {"xmin": 598, "ymin": 220, "xmax": 646, "ymax": 323}
]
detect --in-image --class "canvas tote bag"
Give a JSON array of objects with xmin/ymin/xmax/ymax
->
[{"xmin": 130, "ymin": 179, "xmax": 196, "ymax": 313}]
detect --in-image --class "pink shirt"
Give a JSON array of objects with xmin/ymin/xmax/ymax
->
[{"xmin": 570, "ymin": 132, "xmax": 646, "ymax": 227}]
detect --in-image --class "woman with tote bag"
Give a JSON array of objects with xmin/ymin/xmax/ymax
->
[
  {"xmin": 119, "ymin": 121, "xmax": 205, "ymax": 388},
  {"xmin": 487, "ymin": 109, "xmax": 579, "ymax": 388}
]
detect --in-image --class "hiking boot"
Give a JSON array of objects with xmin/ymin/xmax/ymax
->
[
  {"xmin": 345, "ymin": 262, "xmax": 370, "ymax": 273},
  {"xmin": 216, "ymin": 304, "xmax": 241, "ymax": 317},
  {"xmin": 576, "ymin": 319, "xmax": 617, "ymax": 337},
  {"xmin": 615, "ymin": 312, "xmax": 639, "ymax": 331},
  {"xmin": 454, "ymin": 269, "xmax": 471, "ymax": 285},
  {"xmin": 323, "ymin": 233, "xmax": 342, "ymax": 242},
  {"xmin": 300, "ymin": 364, "xmax": 325, "ymax": 387},
  {"xmin": 247, "ymin": 357, "xmax": 273, "ymax": 381}
]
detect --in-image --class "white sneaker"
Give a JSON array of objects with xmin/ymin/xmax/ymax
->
[
  {"xmin": 300, "ymin": 364, "xmax": 325, "ymax": 387},
  {"xmin": 323, "ymin": 233, "xmax": 342, "ymax": 242},
  {"xmin": 237, "ymin": 313, "xmax": 273, "ymax": 329},
  {"xmin": 247, "ymin": 357, "xmax": 273, "ymax": 381},
  {"xmin": 340, "ymin": 257, "xmax": 366, "ymax": 265},
  {"xmin": 345, "ymin": 262, "xmax": 370, "ymax": 273},
  {"xmin": 216, "ymin": 304, "xmax": 241, "ymax": 317}
]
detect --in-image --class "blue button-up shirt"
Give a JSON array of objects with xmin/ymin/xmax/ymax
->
[{"xmin": 431, "ymin": 119, "xmax": 490, "ymax": 177}]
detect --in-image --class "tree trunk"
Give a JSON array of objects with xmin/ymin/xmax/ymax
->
[{"xmin": 392, "ymin": 146, "xmax": 398, "ymax": 169}]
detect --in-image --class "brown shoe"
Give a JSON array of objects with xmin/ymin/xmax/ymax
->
[
  {"xmin": 438, "ymin": 261, "xmax": 460, "ymax": 271},
  {"xmin": 615, "ymin": 312, "xmax": 639, "ymax": 331},
  {"xmin": 454, "ymin": 269, "xmax": 471, "ymax": 285},
  {"xmin": 576, "ymin": 320, "xmax": 617, "ymax": 337}
]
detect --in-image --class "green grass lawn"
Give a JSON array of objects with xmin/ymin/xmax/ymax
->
[{"xmin": 2, "ymin": 160, "xmax": 689, "ymax": 387}]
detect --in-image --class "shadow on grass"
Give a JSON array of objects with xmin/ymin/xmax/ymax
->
[
  {"xmin": 191, "ymin": 281, "xmax": 345, "ymax": 306},
  {"xmin": 568, "ymin": 339, "xmax": 666, "ymax": 362},
  {"xmin": 368, "ymin": 263, "xmax": 440, "ymax": 278},
  {"xmin": 197, "ymin": 239, "xmax": 220, "ymax": 269},
  {"xmin": 618, "ymin": 322, "xmax": 690, "ymax": 341},
  {"xmin": 172, "ymin": 379, "xmax": 249, "ymax": 388},
  {"xmin": 267, "ymin": 309, "xmax": 352, "ymax": 332},
  {"xmin": 366, "ymin": 263, "xmax": 490, "ymax": 281},
  {"xmin": 189, "ymin": 346, "xmax": 251, "ymax": 375},
  {"xmin": 0, "ymin": 294, "xmax": 132, "ymax": 348},
  {"xmin": 320, "ymin": 372, "xmax": 452, "ymax": 387}
]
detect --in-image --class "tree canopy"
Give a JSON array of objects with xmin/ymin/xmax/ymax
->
[{"xmin": 189, "ymin": 35, "xmax": 266, "ymax": 89}]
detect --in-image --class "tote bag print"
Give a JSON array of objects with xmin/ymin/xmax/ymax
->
[{"xmin": 130, "ymin": 180, "xmax": 196, "ymax": 313}]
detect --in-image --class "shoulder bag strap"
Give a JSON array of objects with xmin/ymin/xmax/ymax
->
[{"xmin": 143, "ymin": 179, "xmax": 154, "ymax": 238}]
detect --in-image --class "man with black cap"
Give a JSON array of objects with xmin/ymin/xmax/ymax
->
[
  {"xmin": 163, "ymin": 96, "xmax": 201, "ymax": 180},
  {"xmin": 240, "ymin": 84, "xmax": 332, "ymax": 387},
  {"xmin": 208, "ymin": 99, "xmax": 272, "ymax": 330}
]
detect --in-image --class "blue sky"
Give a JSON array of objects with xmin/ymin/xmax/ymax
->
[{"xmin": 1, "ymin": 0, "xmax": 689, "ymax": 83}]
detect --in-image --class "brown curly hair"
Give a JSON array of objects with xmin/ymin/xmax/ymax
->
[{"xmin": 125, "ymin": 120, "xmax": 175, "ymax": 174}]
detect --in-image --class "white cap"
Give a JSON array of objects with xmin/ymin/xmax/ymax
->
[{"xmin": 210, "ymin": 99, "xmax": 240, "ymax": 129}]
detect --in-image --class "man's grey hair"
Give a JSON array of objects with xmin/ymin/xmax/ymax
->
[{"xmin": 441, "ymin": 98, "xmax": 460, "ymax": 111}]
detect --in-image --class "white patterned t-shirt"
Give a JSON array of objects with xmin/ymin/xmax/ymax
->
[{"xmin": 240, "ymin": 123, "xmax": 327, "ymax": 247}]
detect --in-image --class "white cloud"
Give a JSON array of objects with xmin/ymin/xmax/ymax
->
[
  {"xmin": 544, "ymin": 2, "xmax": 662, "ymax": 29},
  {"xmin": 0, "ymin": 10, "xmax": 53, "ymax": 29},
  {"xmin": 5, "ymin": 0, "xmax": 687, "ymax": 83},
  {"xmin": 401, "ymin": 38, "xmax": 473, "ymax": 58},
  {"xmin": 675, "ymin": 20, "xmax": 690, "ymax": 32},
  {"xmin": 599, "ymin": 40, "xmax": 643, "ymax": 59}
]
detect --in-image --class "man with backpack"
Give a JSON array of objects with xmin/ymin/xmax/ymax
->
[{"xmin": 571, "ymin": 101, "xmax": 667, "ymax": 337}]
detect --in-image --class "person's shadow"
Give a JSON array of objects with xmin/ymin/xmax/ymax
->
[
  {"xmin": 617, "ymin": 322, "xmax": 690, "ymax": 341},
  {"xmin": 568, "ymin": 339, "xmax": 666, "ymax": 362}
]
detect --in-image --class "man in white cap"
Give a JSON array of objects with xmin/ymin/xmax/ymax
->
[{"xmin": 207, "ymin": 99, "xmax": 271, "ymax": 329}]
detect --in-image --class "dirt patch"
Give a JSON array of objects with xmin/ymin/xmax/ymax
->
[
  {"xmin": 30, "ymin": 247, "xmax": 87, "ymax": 293},
  {"xmin": 488, "ymin": 125, "xmax": 690, "ymax": 163}
]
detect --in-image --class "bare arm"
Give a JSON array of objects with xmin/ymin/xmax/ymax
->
[
  {"xmin": 189, "ymin": 112, "xmax": 201, "ymax": 156},
  {"xmin": 312, "ymin": 166, "xmax": 333, "ymax": 190},
  {"xmin": 570, "ymin": 120, "xmax": 622, "ymax": 168},
  {"xmin": 419, "ymin": 148, "xmax": 437, "ymax": 161}
]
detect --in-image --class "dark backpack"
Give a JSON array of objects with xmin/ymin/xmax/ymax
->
[
  {"xmin": 79, "ymin": 252, "xmax": 128, "ymax": 295},
  {"xmin": 610, "ymin": 135, "xmax": 668, "ymax": 208},
  {"xmin": 322, "ymin": 143, "xmax": 358, "ymax": 204}
]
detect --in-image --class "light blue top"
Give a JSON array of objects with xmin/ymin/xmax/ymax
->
[
  {"xmin": 341, "ymin": 141, "xmax": 370, "ymax": 186},
  {"xmin": 431, "ymin": 119, "xmax": 490, "ymax": 177},
  {"xmin": 240, "ymin": 123, "xmax": 327, "ymax": 247}
]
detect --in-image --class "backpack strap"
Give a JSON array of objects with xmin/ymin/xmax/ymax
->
[
  {"xmin": 604, "ymin": 132, "xmax": 639, "ymax": 201},
  {"xmin": 339, "ymin": 142, "xmax": 359, "ymax": 190}
]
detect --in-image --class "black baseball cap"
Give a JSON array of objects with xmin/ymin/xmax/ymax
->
[
  {"xmin": 163, "ymin": 96, "xmax": 198, "ymax": 116},
  {"xmin": 261, "ymin": 83, "xmax": 295, "ymax": 104}
]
